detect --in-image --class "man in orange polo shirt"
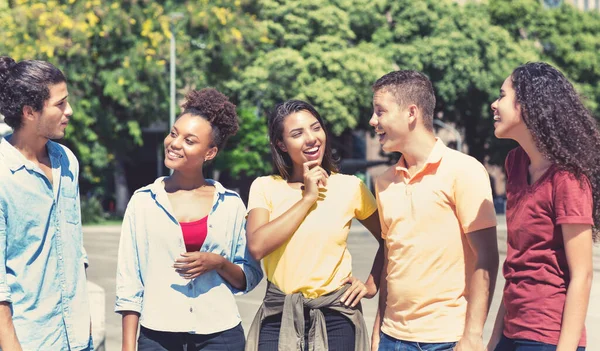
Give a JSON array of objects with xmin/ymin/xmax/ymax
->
[{"xmin": 370, "ymin": 70, "xmax": 499, "ymax": 351}]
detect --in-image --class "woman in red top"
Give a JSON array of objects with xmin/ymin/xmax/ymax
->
[{"xmin": 487, "ymin": 62, "xmax": 600, "ymax": 351}]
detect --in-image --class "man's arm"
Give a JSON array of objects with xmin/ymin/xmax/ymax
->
[
  {"xmin": 486, "ymin": 297, "xmax": 505, "ymax": 351},
  {"xmin": 0, "ymin": 302, "xmax": 22, "ymax": 351},
  {"xmin": 371, "ymin": 245, "xmax": 388, "ymax": 351},
  {"xmin": 457, "ymin": 226, "xmax": 499, "ymax": 351},
  {"xmin": 358, "ymin": 211, "xmax": 384, "ymax": 294}
]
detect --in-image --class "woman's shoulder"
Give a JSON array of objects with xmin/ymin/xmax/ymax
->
[
  {"xmin": 251, "ymin": 174, "xmax": 285, "ymax": 186},
  {"xmin": 551, "ymin": 168, "xmax": 592, "ymax": 190},
  {"xmin": 132, "ymin": 177, "xmax": 165, "ymax": 196}
]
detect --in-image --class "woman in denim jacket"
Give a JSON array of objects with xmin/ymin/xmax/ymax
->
[{"xmin": 115, "ymin": 88, "xmax": 263, "ymax": 351}]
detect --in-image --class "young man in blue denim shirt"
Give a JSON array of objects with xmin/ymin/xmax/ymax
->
[{"xmin": 0, "ymin": 56, "xmax": 92, "ymax": 350}]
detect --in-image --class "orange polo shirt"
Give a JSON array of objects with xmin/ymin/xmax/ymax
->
[{"xmin": 375, "ymin": 139, "xmax": 497, "ymax": 342}]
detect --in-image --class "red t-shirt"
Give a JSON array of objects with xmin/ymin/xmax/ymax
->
[
  {"xmin": 503, "ymin": 147, "xmax": 593, "ymax": 347},
  {"xmin": 180, "ymin": 216, "xmax": 208, "ymax": 252}
]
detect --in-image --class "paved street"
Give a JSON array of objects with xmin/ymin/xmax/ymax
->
[{"xmin": 84, "ymin": 216, "xmax": 600, "ymax": 350}]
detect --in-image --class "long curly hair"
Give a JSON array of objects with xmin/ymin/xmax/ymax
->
[
  {"xmin": 180, "ymin": 88, "xmax": 239, "ymax": 150},
  {"xmin": 511, "ymin": 62, "xmax": 600, "ymax": 241}
]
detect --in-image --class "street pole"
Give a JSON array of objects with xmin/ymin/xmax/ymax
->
[
  {"xmin": 169, "ymin": 21, "xmax": 176, "ymax": 130},
  {"xmin": 169, "ymin": 13, "xmax": 184, "ymax": 130},
  {"xmin": 167, "ymin": 13, "xmax": 184, "ymax": 176}
]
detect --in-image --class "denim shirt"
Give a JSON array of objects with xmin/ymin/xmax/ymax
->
[
  {"xmin": 0, "ymin": 136, "xmax": 91, "ymax": 351},
  {"xmin": 115, "ymin": 177, "xmax": 263, "ymax": 333}
]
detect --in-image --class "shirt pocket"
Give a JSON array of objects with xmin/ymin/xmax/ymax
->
[{"xmin": 61, "ymin": 185, "xmax": 80, "ymax": 225}]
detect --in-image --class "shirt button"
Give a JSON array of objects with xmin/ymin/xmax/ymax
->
[{"xmin": 189, "ymin": 307, "xmax": 193, "ymax": 313}]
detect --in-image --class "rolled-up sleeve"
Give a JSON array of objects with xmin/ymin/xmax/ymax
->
[
  {"xmin": 114, "ymin": 199, "xmax": 144, "ymax": 313},
  {"xmin": 230, "ymin": 200, "xmax": 263, "ymax": 295},
  {"xmin": 0, "ymin": 205, "xmax": 11, "ymax": 303}
]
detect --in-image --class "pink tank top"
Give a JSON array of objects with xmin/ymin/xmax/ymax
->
[{"xmin": 180, "ymin": 216, "xmax": 208, "ymax": 252}]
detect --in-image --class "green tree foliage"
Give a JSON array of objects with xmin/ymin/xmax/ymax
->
[
  {"xmin": 490, "ymin": 0, "xmax": 600, "ymax": 116},
  {"xmin": 0, "ymin": 0, "xmax": 269, "ymax": 211},
  {"xmin": 213, "ymin": 108, "xmax": 271, "ymax": 177},
  {"xmin": 227, "ymin": 0, "xmax": 390, "ymax": 136},
  {"xmin": 2, "ymin": 0, "xmax": 600, "ymax": 205},
  {"xmin": 0, "ymin": 0, "xmax": 171, "ymax": 186}
]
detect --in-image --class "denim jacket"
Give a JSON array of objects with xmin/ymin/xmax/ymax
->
[
  {"xmin": 114, "ymin": 177, "xmax": 263, "ymax": 333},
  {"xmin": 0, "ymin": 136, "xmax": 91, "ymax": 350}
]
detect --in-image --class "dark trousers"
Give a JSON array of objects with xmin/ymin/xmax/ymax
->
[
  {"xmin": 494, "ymin": 334, "xmax": 585, "ymax": 351},
  {"xmin": 138, "ymin": 323, "xmax": 245, "ymax": 351},
  {"xmin": 258, "ymin": 308, "xmax": 355, "ymax": 350}
]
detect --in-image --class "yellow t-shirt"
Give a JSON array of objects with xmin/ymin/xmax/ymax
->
[{"xmin": 247, "ymin": 173, "xmax": 377, "ymax": 298}]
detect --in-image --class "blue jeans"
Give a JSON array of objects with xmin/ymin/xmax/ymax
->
[
  {"xmin": 138, "ymin": 323, "xmax": 245, "ymax": 351},
  {"xmin": 378, "ymin": 332, "xmax": 457, "ymax": 351},
  {"xmin": 494, "ymin": 334, "xmax": 585, "ymax": 351}
]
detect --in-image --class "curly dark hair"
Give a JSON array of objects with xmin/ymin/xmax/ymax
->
[
  {"xmin": 267, "ymin": 100, "xmax": 339, "ymax": 180},
  {"xmin": 0, "ymin": 56, "xmax": 66, "ymax": 130},
  {"xmin": 180, "ymin": 88, "xmax": 239, "ymax": 150},
  {"xmin": 372, "ymin": 70, "xmax": 436, "ymax": 131},
  {"xmin": 512, "ymin": 62, "xmax": 600, "ymax": 241}
]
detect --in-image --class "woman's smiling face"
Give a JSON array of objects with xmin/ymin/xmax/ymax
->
[
  {"xmin": 163, "ymin": 113, "xmax": 217, "ymax": 171},
  {"xmin": 277, "ymin": 110, "xmax": 327, "ymax": 169}
]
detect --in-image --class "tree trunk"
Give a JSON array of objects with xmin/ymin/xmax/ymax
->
[{"xmin": 114, "ymin": 157, "xmax": 130, "ymax": 217}]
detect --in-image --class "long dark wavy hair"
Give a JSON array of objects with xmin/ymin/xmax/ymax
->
[
  {"xmin": 267, "ymin": 100, "xmax": 338, "ymax": 180},
  {"xmin": 511, "ymin": 62, "xmax": 600, "ymax": 241}
]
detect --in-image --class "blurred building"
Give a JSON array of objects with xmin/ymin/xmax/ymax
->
[
  {"xmin": 455, "ymin": 0, "xmax": 600, "ymax": 11},
  {"xmin": 557, "ymin": 0, "xmax": 600, "ymax": 11}
]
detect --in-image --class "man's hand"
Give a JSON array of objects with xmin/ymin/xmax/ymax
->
[
  {"xmin": 0, "ymin": 302, "xmax": 23, "ymax": 351},
  {"xmin": 173, "ymin": 252, "xmax": 225, "ymax": 279},
  {"xmin": 455, "ymin": 333, "xmax": 484, "ymax": 351}
]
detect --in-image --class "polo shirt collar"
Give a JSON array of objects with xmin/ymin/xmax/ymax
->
[{"xmin": 395, "ymin": 138, "xmax": 447, "ymax": 176}]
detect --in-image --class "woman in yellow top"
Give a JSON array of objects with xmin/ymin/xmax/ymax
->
[{"xmin": 245, "ymin": 100, "xmax": 384, "ymax": 351}]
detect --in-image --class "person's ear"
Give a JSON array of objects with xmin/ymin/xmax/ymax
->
[
  {"xmin": 276, "ymin": 140, "xmax": 288, "ymax": 152},
  {"xmin": 22, "ymin": 105, "xmax": 37, "ymax": 123},
  {"xmin": 407, "ymin": 104, "xmax": 418, "ymax": 125},
  {"xmin": 204, "ymin": 146, "xmax": 218, "ymax": 162}
]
